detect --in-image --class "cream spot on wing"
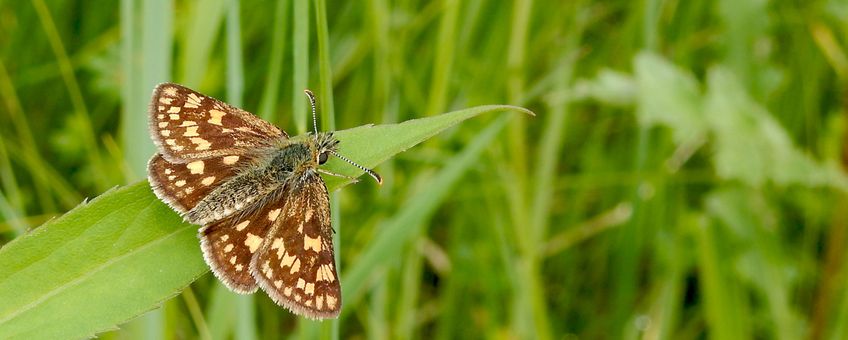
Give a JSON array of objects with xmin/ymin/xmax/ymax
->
[
  {"xmin": 268, "ymin": 208, "xmax": 281, "ymax": 221},
  {"xmin": 262, "ymin": 260, "xmax": 272, "ymax": 276},
  {"xmin": 272, "ymin": 239, "xmax": 286, "ymax": 259},
  {"xmin": 220, "ymin": 234, "xmax": 229, "ymax": 242},
  {"xmin": 281, "ymin": 252, "xmax": 296, "ymax": 267},
  {"xmin": 167, "ymin": 175, "xmax": 176, "ymax": 180},
  {"xmin": 164, "ymin": 168, "xmax": 172, "ymax": 175},
  {"xmin": 289, "ymin": 258, "xmax": 301, "ymax": 274},
  {"xmin": 175, "ymin": 180, "xmax": 186, "ymax": 187},
  {"xmin": 169, "ymin": 114, "xmax": 180, "ymax": 120},
  {"xmin": 326, "ymin": 295, "xmax": 337, "ymax": 309},
  {"xmin": 180, "ymin": 120, "xmax": 197, "ymax": 127},
  {"xmin": 185, "ymin": 93, "xmax": 202, "ymax": 108},
  {"xmin": 235, "ymin": 220, "xmax": 250, "ymax": 231},
  {"xmin": 157, "ymin": 108, "xmax": 165, "ymax": 113},
  {"xmin": 159, "ymin": 97, "xmax": 173, "ymax": 104},
  {"xmin": 294, "ymin": 294, "xmax": 302, "ymax": 302},
  {"xmin": 235, "ymin": 264, "xmax": 244, "ymax": 271},
  {"xmin": 303, "ymin": 235, "xmax": 321, "ymax": 252},
  {"xmin": 191, "ymin": 137, "xmax": 211, "ymax": 150},
  {"xmin": 160, "ymin": 130, "xmax": 170, "ymax": 137},
  {"xmin": 208, "ymin": 109, "xmax": 226, "ymax": 126},
  {"xmin": 224, "ymin": 244, "xmax": 234, "ymax": 253},
  {"xmin": 171, "ymin": 145, "xmax": 184, "ymax": 151},
  {"xmin": 167, "ymin": 106, "xmax": 181, "ymax": 114},
  {"xmin": 163, "ymin": 87, "xmax": 177, "ymax": 96},
  {"xmin": 297, "ymin": 278, "xmax": 306, "ymax": 289},
  {"xmin": 305, "ymin": 282, "xmax": 315, "ymax": 296},
  {"xmin": 158, "ymin": 122, "xmax": 168, "ymax": 128},
  {"xmin": 229, "ymin": 256, "xmax": 237, "ymax": 264},
  {"xmin": 184, "ymin": 187, "xmax": 194, "ymax": 194},
  {"xmin": 201, "ymin": 176, "xmax": 216, "ymax": 186},
  {"xmin": 223, "ymin": 155, "xmax": 240, "ymax": 165},
  {"xmin": 305, "ymin": 300, "xmax": 312, "ymax": 307},
  {"xmin": 284, "ymin": 287, "xmax": 293, "ymax": 296},
  {"xmin": 271, "ymin": 238, "xmax": 284, "ymax": 250},
  {"xmin": 165, "ymin": 139, "xmax": 176, "ymax": 146},
  {"xmin": 316, "ymin": 264, "xmax": 335, "ymax": 282},
  {"xmin": 244, "ymin": 233, "xmax": 262, "ymax": 253},
  {"xmin": 274, "ymin": 280, "xmax": 283, "ymax": 289},
  {"xmin": 187, "ymin": 160, "xmax": 205, "ymax": 174},
  {"xmin": 317, "ymin": 296, "xmax": 324, "ymax": 309},
  {"xmin": 183, "ymin": 125, "xmax": 199, "ymax": 137}
]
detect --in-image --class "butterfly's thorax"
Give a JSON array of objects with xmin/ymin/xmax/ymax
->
[{"xmin": 185, "ymin": 133, "xmax": 336, "ymax": 225}]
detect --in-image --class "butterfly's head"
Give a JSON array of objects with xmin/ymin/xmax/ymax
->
[{"xmin": 313, "ymin": 132, "xmax": 339, "ymax": 165}]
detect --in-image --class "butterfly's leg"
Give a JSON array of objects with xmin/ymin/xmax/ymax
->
[{"xmin": 317, "ymin": 169, "xmax": 360, "ymax": 183}]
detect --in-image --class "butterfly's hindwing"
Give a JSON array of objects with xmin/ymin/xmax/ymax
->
[
  {"xmin": 199, "ymin": 195, "xmax": 289, "ymax": 294},
  {"xmin": 147, "ymin": 153, "xmax": 251, "ymax": 213},
  {"xmin": 251, "ymin": 172, "xmax": 341, "ymax": 319},
  {"xmin": 148, "ymin": 83, "xmax": 287, "ymax": 162}
]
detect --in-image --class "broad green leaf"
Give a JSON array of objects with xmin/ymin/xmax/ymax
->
[
  {"xmin": 0, "ymin": 182, "xmax": 205, "ymax": 339},
  {"xmin": 704, "ymin": 67, "xmax": 848, "ymax": 190},
  {"xmin": 634, "ymin": 52, "xmax": 707, "ymax": 144},
  {"xmin": 0, "ymin": 105, "xmax": 530, "ymax": 339}
]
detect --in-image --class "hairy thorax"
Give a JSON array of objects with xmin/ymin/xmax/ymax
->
[{"xmin": 185, "ymin": 139, "xmax": 319, "ymax": 225}]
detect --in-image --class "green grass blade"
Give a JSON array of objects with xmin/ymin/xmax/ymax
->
[
  {"xmin": 258, "ymin": 0, "xmax": 290, "ymax": 122},
  {"xmin": 179, "ymin": 0, "xmax": 226, "ymax": 86},
  {"xmin": 292, "ymin": 0, "xmax": 309, "ymax": 134},
  {"xmin": 313, "ymin": 0, "xmax": 335, "ymax": 131}
]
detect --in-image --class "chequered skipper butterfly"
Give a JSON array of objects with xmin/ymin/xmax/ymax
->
[{"xmin": 146, "ymin": 83, "xmax": 380, "ymax": 319}]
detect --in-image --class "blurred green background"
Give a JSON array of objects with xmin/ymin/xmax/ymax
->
[{"xmin": 2, "ymin": 0, "xmax": 848, "ymax": 338}]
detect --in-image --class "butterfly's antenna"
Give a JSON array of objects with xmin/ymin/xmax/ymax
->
[
  {"xmin": 330, "ymin": 150, "xmax": 382, "ymax": 185},
  {"xmin": 304, "ymin": 89, "xmax": 318, "ymax": 135}
]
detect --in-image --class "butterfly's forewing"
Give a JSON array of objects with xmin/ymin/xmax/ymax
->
[
  {"xmin": 199, "ymin": 193, "xmax": 289, "ymax": 294},
  {"xmin": 251, "ymin": 172, "xmax": 341, "ymax": 319},
  {"xmin": 147, "ymin": 153, "xmax": 256, "ymax": 214},
  {"xmin": 148, "ymin": 83, "xmax": 287, "ymax": 163}
]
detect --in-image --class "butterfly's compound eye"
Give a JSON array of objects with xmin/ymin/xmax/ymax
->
[{"xmin": 318, "ymin": 151, "xmax": 329, "ymax": 165}]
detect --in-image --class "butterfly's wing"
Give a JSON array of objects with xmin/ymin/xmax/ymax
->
[
  {"xmin": 148, "ymin": 82, "xmax": 287, "ymax": 163},
  {"xmin": 147, "ymin": 153, "xmax": 257, "ymax": 214},
  {"xmin": 251, "ymin": 172, "xmax": 341, "ymax": 319},
  {"xmin": 198, "ymin": 193, "xmax": 289, "ymax": 294}
]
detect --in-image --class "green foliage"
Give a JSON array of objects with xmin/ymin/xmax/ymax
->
[
  {"xmin": 2, "ymin": 0, "xmax": 848, "ymax": 339},
  {"xmin": 0, "ymin": 105, "xmax": 526, "ymax": 338}
]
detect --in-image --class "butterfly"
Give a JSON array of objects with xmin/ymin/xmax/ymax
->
[{"xmin": 146, "ymin": 83, "xmax": 380, "ymax": 319}]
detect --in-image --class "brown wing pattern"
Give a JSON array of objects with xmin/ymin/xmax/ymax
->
[
  {"xmin": 199, "ymin": 195, "xmax": 289, "ymax": 294},
  {"xmin": 148, "ymin": 82, "xmax": 287, "ymax": 163},
  {"xmin": 251, "ymin": 172, "xmax": 341, "ymax": 319},
  {"xmin": 147, "ymin": 153, "xmax": 253, "ymax": 214}
]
